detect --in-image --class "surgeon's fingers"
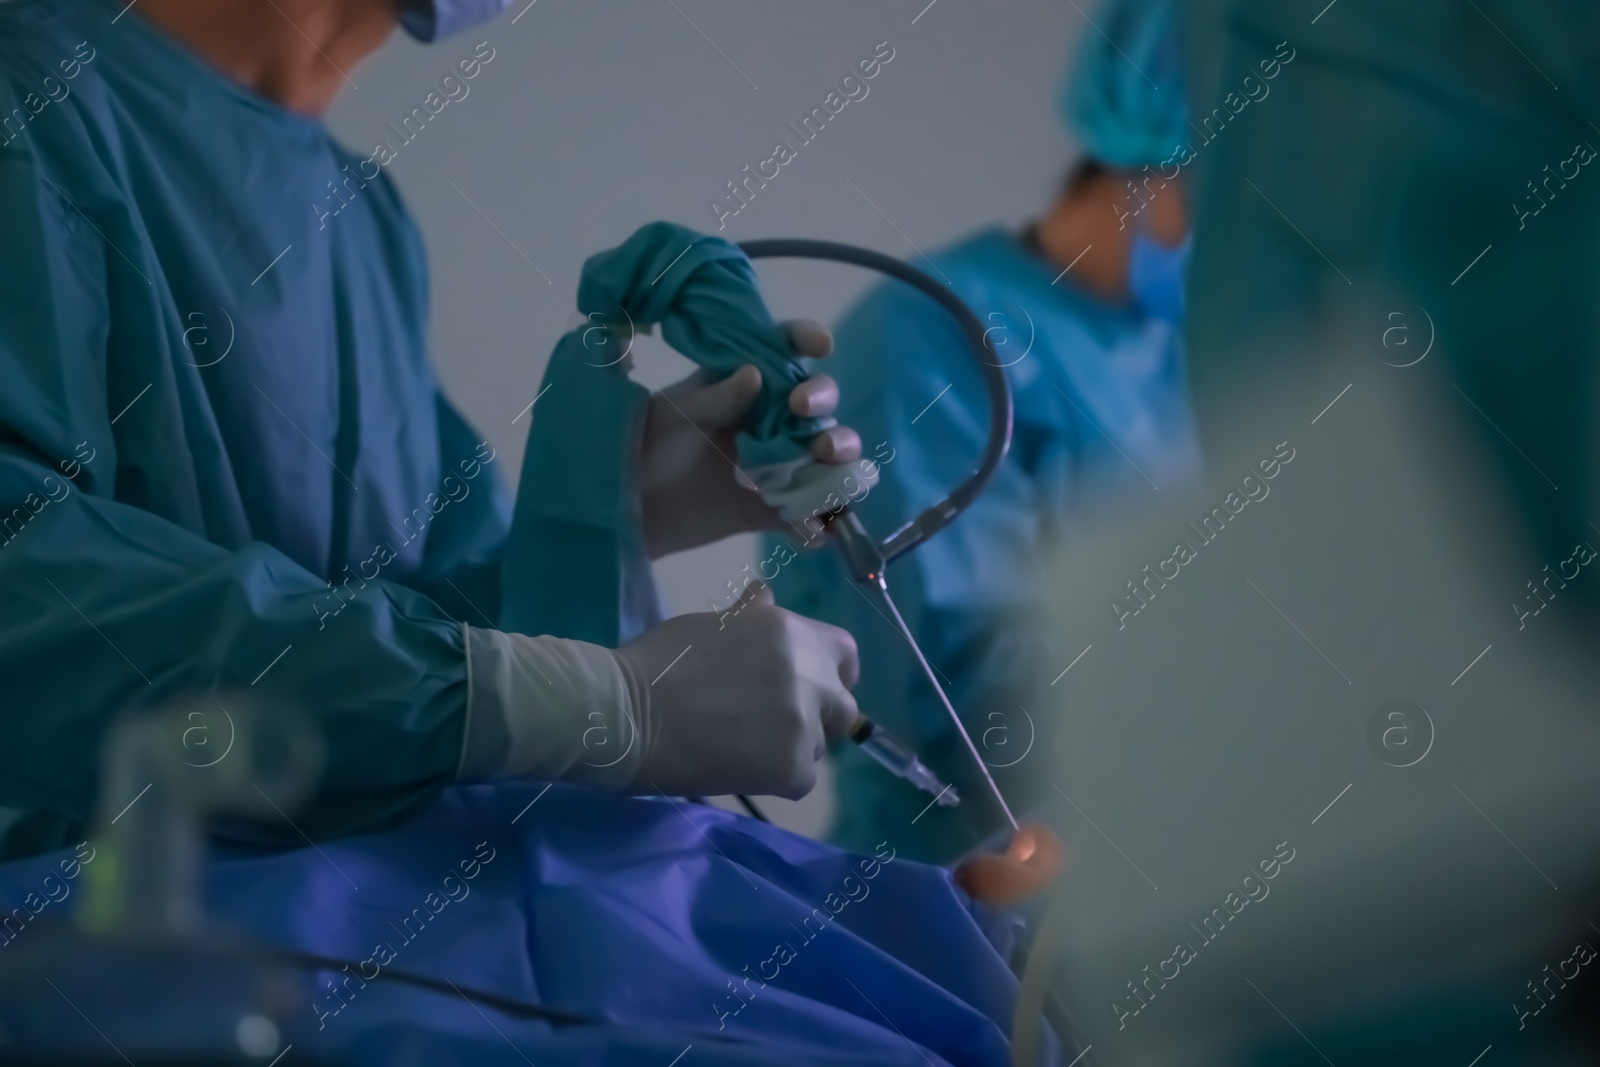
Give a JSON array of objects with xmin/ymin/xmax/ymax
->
[
  {"xmin": 811, "ymin": 424, "xmax": 862, "ymax": 464},
  {"xmin": 818, "ymin": 688, "xmax": 859, "ymax": 753},
  {"xmin": 789, "ymin": 613, "xmax": 860, "ymax": 740},
  {"xmin": 837, "ymin": 649, "xmax": 860, "ymax": 696},
  {"xmin": 676, "ymin": 364, "xmax": 763, "ymax": 429},
  {"xmin": 732, "ymin": 578, "xmax": 776, "ymax": 610},
  {"xmin": 781, "ymin": 318, "xmax": 834, "ymax": 359},
  {"xmin": 812, "ymin": 616, "xmax": 860, "ymax": 693},
  {"xmin": 789, "ymin": 374, "xmax": 838, "ymax": 417}
]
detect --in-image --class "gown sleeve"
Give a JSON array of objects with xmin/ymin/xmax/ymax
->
[
  {"xmin": 0, "ymin": 100, "xmax": 471, "ymax": 855},
  {"xmin": 410, "ymin": 393, "xmax": 513, "ymax": 628}
]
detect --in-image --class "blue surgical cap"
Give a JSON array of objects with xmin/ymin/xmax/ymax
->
[{"xmin": 1061, "ymin": 0, "xmax": 1188, "ymax": 167}]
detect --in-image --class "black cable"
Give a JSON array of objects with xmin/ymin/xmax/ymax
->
[
  {"xmin": 687, "ymin": 793, "xmax": 771, "ymax": 823},
  {"xmin": 737, "ymin": 239, "xmax": 1013, "ymax": 565},
  {"xmin": 271, "ymin": 947, "xmax": 598, "ymax": 1028},
  {"xmin": 734, "ymin": 794, "xmax": 771, "ymax": 822}
]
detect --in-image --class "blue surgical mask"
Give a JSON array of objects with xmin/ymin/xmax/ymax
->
[
  {"xmin": 1128, "ymin": 230, "xmax": 1191, "ymax": 324},
  {"xmin": 398, "ymin": 0, "xmax": 515, "ymax": 42}
]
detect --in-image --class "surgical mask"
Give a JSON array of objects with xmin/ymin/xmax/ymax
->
[
  {"xmin": 397, "ymin": 0, "xmax": 515, "ymax": 42},
  {"xmin": 1128, "ymin": 229, "xmax": 1191, "ymax": 324}
]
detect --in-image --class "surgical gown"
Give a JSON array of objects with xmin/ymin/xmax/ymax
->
[
  {"xmin": 768, "ymin": 228, "xmax": 1200, "ymax": 862},
  {"xmin": 1181, "ymin": 0, "xmax": 1600, "ymax": 584},
  {"xmin": 0, "ymin": 5, "xmax": 1046, "ymax": 1063},
  {"xmin": 0, "ymin": 0, "xmax": 506, "ymax": 856}
]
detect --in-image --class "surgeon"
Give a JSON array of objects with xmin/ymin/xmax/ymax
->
[
  {"xmin": 769, "ymin": 0, "xmax": 1200, "ymax": 863},
  {"xmin": 0, "ymin": 0, "xmax": 869, "ymax": 856}
]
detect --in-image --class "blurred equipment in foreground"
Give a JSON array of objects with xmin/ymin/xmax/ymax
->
[
  {"xmin": 1020, "ymin": 0, "xmax": 1600, "ymax": 1061},
  {"xmin": 0, "ymin": 700, "xmax": 327, "ymax": 1065}
]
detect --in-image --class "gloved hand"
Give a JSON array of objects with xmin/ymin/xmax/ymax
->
[
  {"xmin": 613, "ymin": 600, "xmax": 860, "ymax": 799},
  {"xmin": 638, "ymin": 319, "xmax": 862, "ymax": 559},
  {"xmin": 458, "ymin": 598, "xmax": 861, "ymax": 800}
]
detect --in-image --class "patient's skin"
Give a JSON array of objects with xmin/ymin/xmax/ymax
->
[
  {"xmin": 139, "ymin": 0, "xmax": 394, "ymax": 115},
  {"xmin": 954, "ymin": 823, "xmax": 1066, "ymax": 906}
]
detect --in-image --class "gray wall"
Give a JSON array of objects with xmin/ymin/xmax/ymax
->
[{"xmin": 327, "ymin": 0, "xmax": 1086, "ymax": 834}]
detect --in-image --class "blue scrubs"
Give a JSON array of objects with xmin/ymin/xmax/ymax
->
[
  {"xmin": 0, "ymin": 0, "xmax": 506, "ymax": 853},
  {"xmin": 769, "ymin": 229, "xmax": 1200, "ymax": 861}
]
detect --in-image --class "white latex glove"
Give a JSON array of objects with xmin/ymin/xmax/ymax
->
[
  {"xmin": 613, "ymin": 598, "xmax": 860, "ymax": 799},
  {"xmin": 457, "ymin": 603, "xmax": 860, "ymax": 800},
  {"xmin": 638, "ymin": 319, "xmax": 862, "ymax": 560},
  {"xmin": 458, "ymin": 626, "xmax": 648, "ymax": 790}
]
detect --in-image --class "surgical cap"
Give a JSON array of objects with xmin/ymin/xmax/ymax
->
[{"xmin": 1060, "ymin": 0, "xmax": 1189, "ymax": 167}]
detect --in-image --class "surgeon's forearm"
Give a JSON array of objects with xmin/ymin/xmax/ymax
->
[{"xmin": 0, "ymin": 475, "xmax": 473, "ymax": 844}]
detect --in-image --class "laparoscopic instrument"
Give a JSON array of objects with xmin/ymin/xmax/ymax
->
[
  {"xmin": 744, "ymin": 243, "xmax": 1092, "ymax": 1067},
  {"xmin": 739, "ymin": 239, "xmax": 1019, "ymax": 833},
  {"xmin": 850, "ymin": 714, "xmax": 959, "ymax": 807}
]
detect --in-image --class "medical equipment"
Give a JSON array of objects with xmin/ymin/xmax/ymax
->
[
  {"xmin": 769, "ymin": 226, "xmax": 1201, "ymax": 859},
  {"xmin": 739, "ymin": 239, "xmax": 1020, "ymax": 832},
  {"xmin": 850, "ymin": 714, "xmax": 959, "ymax": 806},
  {"xmin": 82, "ymin": 701, "xmax": 325, "ymax": 935},
  {"xmin": 741, "ymin": 241, "xmax": 1097, "ymax": 1063},
  {"xmin": 0, "ymin": 701, "xmax": 324, "ymax": 1063}
]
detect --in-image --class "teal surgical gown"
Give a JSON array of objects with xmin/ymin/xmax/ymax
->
[
  {"xmin": 1181, "ymin": 0, "xmax": 1600, "ymax": 580},
  {"xmin": 767, "ymin": 228, "xmax": 1200, "ymax": 862},
  {"xmin": 0, "ymin": 0, "xmax": 512, "ymax": 858}
]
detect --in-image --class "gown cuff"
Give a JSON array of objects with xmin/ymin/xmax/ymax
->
[{"xmin": 459, "ymin": 624, "xmax": 644, "ymax": 789}]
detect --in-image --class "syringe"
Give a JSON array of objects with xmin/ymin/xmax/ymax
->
[{"xmin": 850, "ymin": 715, "xmax": 959, "ymax": 807}]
